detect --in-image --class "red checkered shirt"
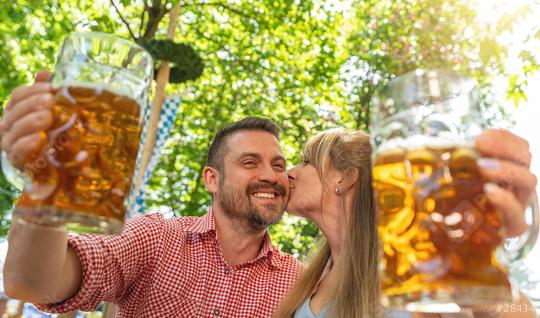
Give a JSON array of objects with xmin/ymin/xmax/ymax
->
[{"xmin": 36, "ymin": 210, "xmax": 303, "ymax": 317}]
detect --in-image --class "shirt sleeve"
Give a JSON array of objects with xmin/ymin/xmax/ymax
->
[{"xmin": 35, "ymin": 213, "xmax": 166, "ymax": 313}]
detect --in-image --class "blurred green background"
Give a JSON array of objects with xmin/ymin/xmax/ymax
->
[{"xmin": 0, "ymin": 0, "xmax": 539, "ymax": 259}]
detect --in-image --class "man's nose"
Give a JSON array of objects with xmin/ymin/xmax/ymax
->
[{"xmin": 258, "ymin": 163, "xmax": 280, "ymax": 183}]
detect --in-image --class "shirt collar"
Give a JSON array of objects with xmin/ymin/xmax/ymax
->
[
  {"xmin": 257, "ymin": 231, "xmax": 282, "ymax": 269},
  {"xmin": 185, "ymin": 207, "xmax": 217, "ymax": 234},
  {"xmin": 186, "ymin": 208, "xmax": 284, "ymax": 269}
]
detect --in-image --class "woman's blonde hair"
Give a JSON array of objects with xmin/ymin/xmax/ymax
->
[{"xmin": 274, "ymin": 129, "xmax": 379, "ymax": 318}]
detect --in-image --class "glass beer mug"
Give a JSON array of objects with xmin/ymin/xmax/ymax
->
[
  {"xmin": 1, "ymin": 32, "xmax": 153, "ymax": 234},
  {"xmin": 371, "ymin": 69, "xmax": 539, "ymax": 312}
]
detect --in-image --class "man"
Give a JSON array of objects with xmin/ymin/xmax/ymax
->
[{"xmin": 0, "ymin": 72, "xmax": 302, "ymax": 317}]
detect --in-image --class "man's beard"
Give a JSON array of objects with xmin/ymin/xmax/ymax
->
[{"xmin": 218, "ymin": 177, "xmax": 287, "ymax": 232}]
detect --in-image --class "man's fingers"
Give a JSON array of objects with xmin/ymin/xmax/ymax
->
[
  {"xmin": 7, "ymin": 133, "xmax": 48, "ymax": 170},
  {"xmin": 1, "ymin": 110, "xmax": 53, "ymax": 153},
  {"xmin": 478, "ymin": 158, "xmax": 537, "ymax": 205},
  {"xmin": 484, "ymin": 183, "xmax": 528, "ymax": 237},
  {"xmin": 34, "ymin": 71, "xmax": 52, "ymax": 83},
  {"xmin": 5, "ymin": 82, "xmax": 53, "ymax": 111},
  {"xmin": 1, "ymin": 93, "xmax": 54, "ymax": 132},
  {"xmin": 0, "ymin": 76, "xmax": 52, "ymax": 132},
  {"xmin": 476, "ymin": 129, "xmax": 531, "ymax": 168}
]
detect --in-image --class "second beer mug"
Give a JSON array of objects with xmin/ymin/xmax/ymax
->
[
  {"xmin": 2, "ymin": 32, "xmax": 153, "ymax": 234},
  {"xmin": 371, "ymin": 69, "xmax": 538, "ymax": 312}
]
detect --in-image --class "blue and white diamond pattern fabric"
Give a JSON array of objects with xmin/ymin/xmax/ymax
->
[
  {"xmin": 127, "ymin": 94, "xmax": 181, "ymax": 219},
  {"xmin": 128, "ymin": 99, "xmax": 152, "ymax": 216}
]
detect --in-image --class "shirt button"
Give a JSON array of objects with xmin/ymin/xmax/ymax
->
[
  {"xmin": 214, "ymin": 309, "xmax": 221, "ymax": 316},
  {"xmin": 224, "ymin": 268, "xmax": 230, "ymax": 275}
]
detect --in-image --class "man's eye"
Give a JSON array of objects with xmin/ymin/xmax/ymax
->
[
  {"xmin": 243, "ymin": 161, "xmax": 256, "ymax": 166},
  {"xmin": 273, "ymin": 163, "xmax": 285, "ymax": 170}
]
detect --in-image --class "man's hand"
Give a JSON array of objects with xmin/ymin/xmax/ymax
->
[
  {"xmin": 2, "ymin": 72, "xmax": 83, "ymax": 304},
  {"xmin": 0, "ymin": 71, "xmax": 54, "ymax": 170}
]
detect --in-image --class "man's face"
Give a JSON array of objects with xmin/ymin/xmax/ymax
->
[{"xmin": 215, "ymin": 130, "xmax": 289, "ymax": 232}]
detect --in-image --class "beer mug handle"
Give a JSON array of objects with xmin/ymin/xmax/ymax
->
[
  {"xmin": 504, "ymin": 190, "xmax": 540, "ymax": 261},
  {"xmin": 1, "ymin": 150, "xmax": 25, "ymax": 190}
]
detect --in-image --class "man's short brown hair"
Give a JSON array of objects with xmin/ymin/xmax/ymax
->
[{"xmin": 206, "ymin": 116, "xmax": 280, "ymax": 171}]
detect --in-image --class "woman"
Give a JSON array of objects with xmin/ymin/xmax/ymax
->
[
  {"xmin": 274, "ymin": 128, "xmax": 537, "ymax": 318},
  {"xmin": 276, "ymin": 128, "xmax": 379, "ymax": 317}
]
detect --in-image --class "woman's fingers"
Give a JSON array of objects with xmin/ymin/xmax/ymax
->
[
  {"xmin": 478, "ymin": 158, "xmax": 537, "ymax": 205},
  {"xmin": 483, "ymin": 182, "xmax": 528, "ymax": 237},
  {"xmin": 478, "ymin": 156, "xmax": 537, "ymax": 237},
  {"xmin": 476, "ymin": 129, "xmax": 531, "ymax": 168},
  {"xmin": 475, "ymin": 129, "xmax": 536, "ymax": 237}
]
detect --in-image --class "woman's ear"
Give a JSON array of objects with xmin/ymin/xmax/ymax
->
[
  {"xmin": 330, "ymin": 167, "xmax": 359, "ymax": 194},
  {"xmin": 339, "ymin": 167, "xmax": 359, "ymax": 192}
]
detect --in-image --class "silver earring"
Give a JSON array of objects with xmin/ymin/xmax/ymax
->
[{"xmin": 335, "ymin": 186, "xmax": 341, "ymax": 194}]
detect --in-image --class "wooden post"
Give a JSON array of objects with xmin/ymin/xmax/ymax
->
[
  {"xmin": 102, "ymin": 3, "xmax": 182, "ymax": 318},
  {"xmin": 133, "ymin": 2, "xmax": 182, "ymax": 196}
]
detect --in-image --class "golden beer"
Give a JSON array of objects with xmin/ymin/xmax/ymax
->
[
  {"xmin": 16, "ymin": 85, "xmax": 142, "ymax": 228},
  {"xmin": 0, "ymin": 32, "xmax": 153, "ymax": 234},
  {"xmin": 373, "ymin": 145, "xmax": 511, "ymax": 306}
]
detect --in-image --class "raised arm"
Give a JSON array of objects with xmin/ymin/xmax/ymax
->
[
  {"xmin": 0, "ymin": 72, "xmax": 83, "ymax": 303},
  {"xmin": 3, "ymin": 219, "xmax": 82, "ymax": 303}
]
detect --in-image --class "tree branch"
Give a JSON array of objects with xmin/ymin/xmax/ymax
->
[
  {"xmin": 138, "ymin": 1, "xmax": 150, "ymax": 38},
  {"xmin": 141, "ymin": 2, "xmax": 169, "ymax": 40},
  {"xmin": 184, "ymin": 1, "xmax": 264, "ymax": 24},
  {"xmin": 111, "ymin": 0, "xmax": 138, "ymax": 40}
]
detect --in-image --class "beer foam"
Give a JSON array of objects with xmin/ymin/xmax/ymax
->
[
  {"xmin": 53, "ymin": 61, "xmax": 147, "ymax": 107},
  {"xmin": 375, "ymin": 135, "xmax": 474, "ymax": 155},
  {"xmin": 55, "ymin": 81, "xmax": 133, "ymax": 100}
]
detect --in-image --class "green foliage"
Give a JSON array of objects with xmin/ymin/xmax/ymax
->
[
  {"xmin": 0, "ymin": 1, "xmax": 539, "ymax": 260},
  {"xmin": 269, "ymin": 215, "xmax": 320, "ymax": 261},
  {"xmin": 346, "ymin": 0, "xmax": 517, "ymax": 129}
]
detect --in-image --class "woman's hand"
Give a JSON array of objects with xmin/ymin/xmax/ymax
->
[{"xmin": 475, "ymin": 129, "xmax": 537, "ymax": 237}]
